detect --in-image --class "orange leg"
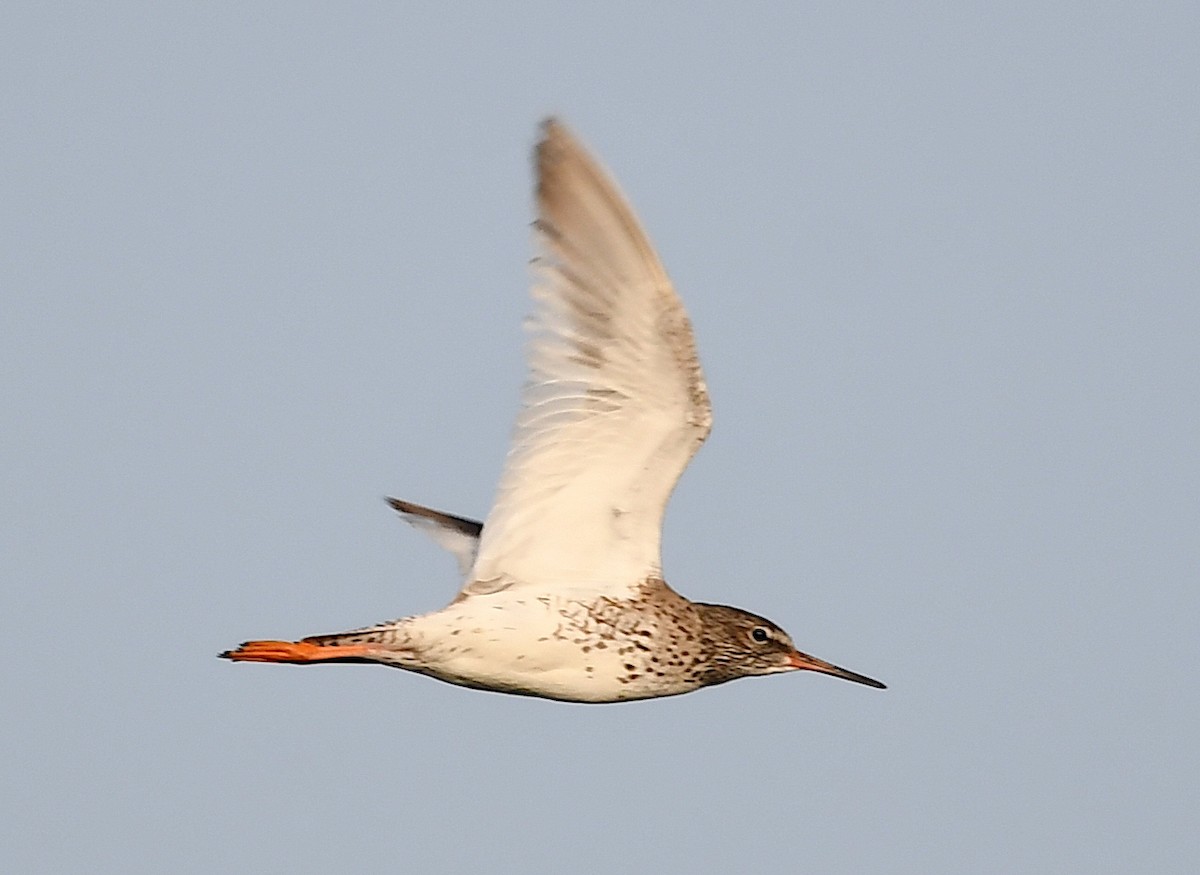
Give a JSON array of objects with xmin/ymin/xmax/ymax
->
[{"xmin": 219, "ymin": 639, "xmax": 375, "ymax": 664}]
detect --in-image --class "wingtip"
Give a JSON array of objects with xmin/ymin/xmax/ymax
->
[
  {"xmin": 535, "ymin": 117, "xmax": 583, "ymax": 171},
  {"xmin": 385, "ymin": 496, "xmax": 484, "ymax": 538},
  {"xmin": 539, "ymin": 115, "xmax": 566, "ymax": 138}
]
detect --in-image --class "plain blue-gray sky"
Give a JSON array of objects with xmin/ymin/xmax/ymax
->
[{"xmin": 3, "ymin": 4, "xmax": 1197, "ymax": 873}]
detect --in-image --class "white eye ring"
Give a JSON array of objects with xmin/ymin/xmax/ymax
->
[{"xmin": 750, "ymin": 627, "xmax": 770, "ymax": 643}]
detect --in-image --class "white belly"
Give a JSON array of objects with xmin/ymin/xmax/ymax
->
[{"xmin": 397, "ymin": 593, "xmax": 695, "ymax": 703}]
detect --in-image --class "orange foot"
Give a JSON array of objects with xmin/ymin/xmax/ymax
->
[{"xmin": 219, "ymin": 639, "xmax": 374, "ymax": 664}]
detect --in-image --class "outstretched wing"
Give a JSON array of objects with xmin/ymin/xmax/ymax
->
[
  {"xmin": 387, "ymin": 498, "xmax": 482, "ymax": 578},
  {"xmin": 465, "ymin": 119, "xmax": 713, "ymax": 600}
]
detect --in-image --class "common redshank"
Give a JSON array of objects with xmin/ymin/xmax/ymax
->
[{"xmin": 220, "ymin": 119, "xmax": 885, "ymax": 701}]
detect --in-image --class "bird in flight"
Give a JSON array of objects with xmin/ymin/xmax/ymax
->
[{"xmin": 220, "ymin": 119, "xmax": 885, "ymax": 702}]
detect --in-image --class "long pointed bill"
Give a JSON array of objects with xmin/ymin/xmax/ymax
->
[{"xmin": 788, "ymin": 651, "xmax": 887, "ymax": 689}]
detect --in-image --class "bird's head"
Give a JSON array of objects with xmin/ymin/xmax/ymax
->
[{"xmin": 694, "ymin": 603, "xmax": 886, "ymax": 689}]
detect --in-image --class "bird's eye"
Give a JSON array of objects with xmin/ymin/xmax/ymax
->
[{"xmin": 751, "ymin": 627, "xmax": 771, "ymax": 643}]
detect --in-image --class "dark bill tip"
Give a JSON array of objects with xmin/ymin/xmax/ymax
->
[{"xmin": 788, "ymin": 651, "xmax": 887, "ymax": 689}]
